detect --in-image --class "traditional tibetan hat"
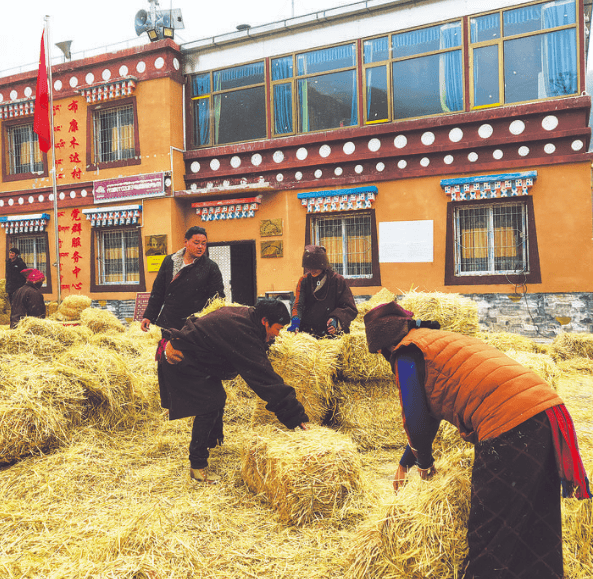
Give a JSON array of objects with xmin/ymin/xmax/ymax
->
[
  {"xmin": 363, "ymin": 301, "xmax": 415, "ymax": 353},
  {"xmin": 302, "ymin": 245, "xmax": 330, "ymax": 271},
  {"xmin": 22, "ymin": 268, "xmax": 45, "ymax": 284}
]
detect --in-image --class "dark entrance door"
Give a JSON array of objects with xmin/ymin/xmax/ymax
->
[{"xmin": 208, "ymin": 241, "xmax": 256, "ymax": 306}]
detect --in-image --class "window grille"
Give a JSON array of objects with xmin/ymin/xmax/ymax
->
[
  {"xmin": 93, "ymin": 105, "xmax": 135, "ymax": 163},
  {"xmin": 12, "ymin": 235, "xmax": 48, "ymax": 286},
  {"xmin": 312, "ymin": 213, "xmax": 372, "ymax": 278},
  {"xmin": 7, "ymin": 124, "xmax": 43, "ymax": 174},
  {"xmin": 454, "ymin": 202, "xmax": 528, "ymax": 275},
  {"xmin": 97, "ymin": 229, "xmax": 140, "ymax": 284}
]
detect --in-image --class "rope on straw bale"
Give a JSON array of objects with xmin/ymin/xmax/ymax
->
[
  {"xmin": 399, "ymin": 289, "xmax": 480, "ymax": 337},
  {"xmin": 80, "ymin": 307, "xmax": 126, "ymax": 334},
  {"xmin": 343, "ymin": 447, "xmax": 473, "ymax": 579},
  {"xmin": 0, "ymin": 356, "xmax": 86, "ymax": 464},
  {"xmin": 241, "ymin": 424, "xmax": 366, "ymax": 526},
  {"xmin": 551, "ymin": 332, "xmax": 593, "ymax": 362},
  {"xmin": 505, "ymin": 349, "xmax": 562, "ymax": 389},
  {"xmin": 251, "ymin": 331, "xmax": 341, "ymax": 427},
  {"xmin": 56, "ymin": 294, "xmax": 92, "ymax": 321},
  {"xmin": 477, "ymin": 330, "xmax": 544, "ymax": 353}
]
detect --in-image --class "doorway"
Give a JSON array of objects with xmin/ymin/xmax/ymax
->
[{"xmin": 208, "ymin": 241, "xmax": 257, "ymax": 305}]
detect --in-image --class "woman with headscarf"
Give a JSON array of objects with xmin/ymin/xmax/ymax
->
[
  {"xmin": 10, "ymin": 268, "xmax": 46, "ymax": 328},
  {"xmin": 364, "ymin": 301, "xmax": 591, "ymax": 579}
]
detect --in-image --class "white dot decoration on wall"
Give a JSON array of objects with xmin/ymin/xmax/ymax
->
[
  {"xmin": 85, "ymin": 72, "xmax": 94, "ymax": 84},
  {"xmin": 518, "ymin": 146, "xmax": 530, "ymax": 157},
  {"xmin": 343, "ymin": 141, "xmax": 355, "ymax": 155},
  {"xmin": 355, "ymin": 165, "xmax": 364, "ymax": 174},
  {"xmin": 18, "ymin": 198, "xmax": 24, "ymax": 205},
  {"xmin": 173, "ymin": 58, "xmax": 180, "ymax": 70},
  {"xmin": 544, "ymin": 143, "xmax": 556, "ymax": 154},
  {"xmin": 449, "ymin": 128, "xmax": 463, "ymax": 143},
  {"xmin": 102, "ymin": 69, "xmax": 111, "ymax": 81},
  {"xmin": 10, "ymin": 90, "xmax": 17, "ymax": 100},
  {"xmin": 295, "ymin": 171, "xmax": 303, "ymax": 180},
  {"xmin": 54, "ymin": 80, "xmax": 62, "ymax": 91},
  {"xmin": 368, "ymin": 138, "xmax": 381, "ymax": 152},
  {"xmin": 296, "ymin": 147, "xmax": 308, "ymax": 160},
  {"xmin": 376, "ymin": 162, "xmax": 385, "ymax": 172},
  {"xmin": 273, "ymin": 150, "xmax": 285, "ymax": 163},
  {"xmin": 70, "ymin": 191, "xmax": 76, "ymax": 198},
  {"xmin": 509, "ymin": 119, "xmax": 525, "ymax": 135},
  {"xmin": 59, "ymin": 192, "xmax": 66, "ymax": 200},
  {"xmin": 38, "ymin": 195, "xmax": 44, "ymax": 202},
  {"xmin": 119, "ymin": 65, "xmax": 129, "ymax": 76},
  {"xmin": 276, "ymin": 174, "xmax": 284, "ymax": 182},
  {"xmin": 155, "ymin": 57, "xmax": 165, "ymax": 69},
  {"xmin": 24, "ymin": 87, "xmax": 33, "ymax": 97},
  {"xmin": 136, "ymin": 61, "xmax": 146, "ymax": 73},
  {"xmin": 314, "ymin": 169, "xmax": 323, "ymax": 178},
  {"xmin": 468, "ymin": 152, "xmax": 479, "ymax": 162},
  {"xmin": 70, "ymin": 76, "xmax": 78, "ymax": 88},
  {"xmin": 421, "ymin": 131, "xmax": 435, "ymax": 146},
  {"xmin": 420, "ymin": 157, "xmax": 430, "ymax": 167},
  {"xmin": 444, "ymin": 155, "xmax": 454, "ymax": 165},
  {"xmin": 28, "ymin": 196, "xmax": 34, "ymax": 203},
  {"xmin": 334, "ymin": 167, "xmax": 343, "ymax": 176},
  {"xmin": 478, "ymin": 124, "xmax": 494, "ymax": 139},
  {"xmin": 0, "ymin": 93, "xmax": 3, "ymax": 102},
  {"xmin": 251, "ymin": 153, "xmax": 262, "ymax": 166},
  {"xmin": 493, "ymin": 149, "xmax": 504, "ymax": 160},
  {"xmin": 542, "ymin": 115, "xmax": 559, "ymax": 131},
  {"xmin": 394, "ymin": 134, "xmax": 407, "ymax": 149},
  {"xmin": 191, "ymin": 161, "xmax": 201, "ymax": 173},
  {"xmin": 397, "ymin": 159, "xmax": 407, "ymax": 169},
  {"xmin": 49, "ymin": 194, "xmax": 54, "ymax": 202},
  {"xmin": 210, "ymin": 158, "xmax": 220, "ymax": 170},
  {"xmin": 319, "ymin": 144, "xmax": 331, "ymax": 158},
  {"xmin": 8, "ymin": 198, "xmax": 14, "ymax": 206},
  {"xmin": 230, "ymin": 156, "xmax": 241, "ymax": 168},
  {"xmin": 572, "ymin": 139, "xmax": 584, "ymax": 151},
  {"xmin": 81, "ymin": 189, "xmax": 87, "ymax": 197},
  {"xmin": 0, "ymin": 200, "xmax": 4, "ymax": 207}
]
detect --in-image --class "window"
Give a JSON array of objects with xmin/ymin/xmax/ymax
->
[
  {"xmin": 3, "ymin": 121, "xmax": 45, "ymax": 179},
  {"xmin": 445, "ymin": 198, "xmax": 541, "ymax": 285},
  {"xmin": 88, "ymin": 98, "xmax": 140, "ymax": 168},
  {"xmin": 8, "ymin": 234, "xmax": 51, "ymax": 292},
  {"xmin": 470, "ymin": 0, "xmax": 578, "ymax": 107},
  {"xmin": 307, "ymin": 210, "xmax": 381, "ymax": 287},
  {"xmin": 91, "ymin": 228, "xmax": 145, "ymax": 292}
]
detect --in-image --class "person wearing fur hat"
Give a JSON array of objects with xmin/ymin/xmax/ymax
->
[
  {"xmin": 9, "ymin": 268, "xmax": 46, "ymax": 328},
  {"xmin": 364, "ymin": 301, "xmax": 591, "ymax": 579},
  {"xmin": 287, "ymin": 245, "xmax": 358, "ymax": 338}
]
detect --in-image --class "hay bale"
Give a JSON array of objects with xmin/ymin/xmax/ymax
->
[
  {"xmin": 354, "ymin": 288, "xmax": 397, "ymax": 319},
  {"xmin": 339, "ymin": 330, "xmax": 393, "ymax": 382},
  {"xmin": 14, "ymin": 316, "xmax": 90, "ymax": 347},
  {"xmin": 505, "ymin": 349, "xmax": 561, "ymax": 389},
  {"xmin": 80, "ymin": 307, "xmax": 125, "ymax": 333},
  {"xmin": 0, "ymin": 328, "xmax": 68, "ymax": 360},
  {"xmin": 344, "ymin": 447, "xmax": 472, "ymax": 579},
  {"xmin": 551, "ymin": 332, "xmax": 593, "ymax": 361},
  {"xmin": 90, "ymin": 333, "xmax": 147, "ymax": 358},
  {"xmin": 477, "ymin": 331, "xmax": 543, "ymax": 353},
  {"xmin": 0, "ymin": 314, "xmax": 10, "ymax": 326},
  {"xmin": 58, "ymin": 295, "xmax": 92, "ymax": 320},
  {"xmin": 241, "ymin": 425, "xmax": 365, "ymax": 525},
  {"xmin": 333, "ymin": 379, "xmax": 407, "ymax": 450},
  {"xmin": 399, "ymin": 290, "xmax": 479, "ymax": 336},
  {"xmin": 194, "ymin": 296, "xmax": 243, "ymax": 317},
  {"xmin": 126, "ymin": 320, "xmax": 162, "ymax": 343},
  {"xmin": 251, "ymin": 331, "xmax": 341, "ymax": 427},
  {"xmin": 557, "ymin": 357, "xmax": 593, "ymax": 375},
  {"xmin": 0, "ymin": 356, "xmax": 86, "ymax": 464}
]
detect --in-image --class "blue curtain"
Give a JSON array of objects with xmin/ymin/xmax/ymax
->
[
  {"xmin": 197, "ymin": 99, "xmax": 210, "ymax": 145},
  {"xmin": 214, "ymin": 62, "xmax": 264, "ymax": 90},
  {"xmin": 297, "ymin": 44, "xmax": 355, "ymax": 75},
  {"xmin": 350, "ymin": 71, "xmax": 358, "ymax": 126},
  {"xmin": 441, "ymin": 24, "xmax": 463, "ymax": 112},
  {"xmin": 364, "ymin": 37, "xmax": 388, "ymax": 63},
  {"xmin": 542, "ymin": 28, "xmax": 577, "ymax": 96},
  {"xmin": 274, "ymin": 84, "xmax": 292, "ymax": 134},
  {"xmin": 193, "ymin": 74, "xmax": 210, "ymax": 96}
]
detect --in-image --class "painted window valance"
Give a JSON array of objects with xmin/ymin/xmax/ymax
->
[
  {"xmin": 77, "ymin": 78, "xmax": 137, "ymax": 103},
  {"xmin": 191, "ymin": 196, "xmax": 262, "ymax": 221},
  {"xmin": 440, "ymin": 171, "xmax": 537, "ymax": 201},
  {"xmin": 297, "ymin": 186, "xmax": 377, "ymax": 213},
  {"xmin": 82, "ymin": 204, "xmax": 142, "ymax": 227},
  {"xmin": 0, "ymin": 213, "xmax": 50, "ymax": 234},
  {"xmin": 0, "ymin": 99, "xmax": 35, "ymax": 119}
]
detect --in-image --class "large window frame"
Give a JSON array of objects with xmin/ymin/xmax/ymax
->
[
  {"xmin": 6, "ymin": 232, "xmax": 52, "ymax": 294},
  {"xmin": 86, "ymin": 97, "xmax": 141, "ymax": 170},
  {"xmin": 305, "ymin": 209, "xmax": 381, "ymax": 288},
  {"xmin": 90, "ymin": 227, "xmax": 145, "ymax": 293},
  {"xmin": 2, "ymin": 117, "xmax": 48, "ymax": 182},
  {"xmin": 469, "ymin": 0, "xmax": 579, "ymax": 109},
  {"xmin": 445, "ymin": 197, "xmax": 541, "ymax": 285}
]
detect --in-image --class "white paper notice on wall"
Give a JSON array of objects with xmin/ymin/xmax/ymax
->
[{"xmin": 379, "ymin": 220, "xmax": 434, "ymax": 263}]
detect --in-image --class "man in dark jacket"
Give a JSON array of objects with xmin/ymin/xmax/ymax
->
[
  {"xmin": 10, "ymin": 269, "xmax": 46, "ymax": 328},
  {"xmin": 5, "ymin": 247, "xmax": 28, "ymax": 304},
  {"xmin": 140, "ymin": 226, "xmax": 224, "ymax": 333},
  {"xmin": 162, "ymin": 298, "xmax": 309, "ymax": 484}
]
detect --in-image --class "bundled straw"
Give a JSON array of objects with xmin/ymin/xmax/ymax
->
[
  {"xmin": 80, "ymin": 307, "xmax": 126, "ymax": 333},
  {"xmin": 0, "ymin": 327, "xmax": 68, "ymax": 361},
  {"xmin": 399, "ymin": 290, "xmax": 480, "ymax": 336},
  {"xmin": 505, "ymin": 349, "xmax": 561, "ymax": 389},
  {"xmin": 477, "ymin": 330, "xmax": 544, "ymax": 353},
  {"xmin": 339, "ymin": 331, "xmax": 393, "ymax": 382},
  {"xmin": 550, "ymin": 332, "xmax": 593, "ymax": 362},
  {"xmin": 14, "ymin": 316, "xmax": 92, "ymax": 347},
  {"xmin": 241, "ymin": 425, "xmax": 365, "ymax": 526},
  {"xmin": 353, "ymin": 288, "xmax": 397, "ymax": 320},
  {"xmin": 557, "ymin": 357, "xmax": 593, "ymax": 375},
  {"xmin": 57, "ymin": 295, "xmax": 92, "ymax": 321}
]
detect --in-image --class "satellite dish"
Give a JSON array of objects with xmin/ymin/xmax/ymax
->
[
  {"xmin": 55, "ymin": 40, "xmax": 72, "ymax": 60},
  {"xmin": 134, "ymin": 9, "xmax": 150, "ymax": 36}
]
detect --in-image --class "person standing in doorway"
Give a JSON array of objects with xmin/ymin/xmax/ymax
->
[{"xmin": 5, "ymin": 247, "xmax": 28, "ymax": 305}]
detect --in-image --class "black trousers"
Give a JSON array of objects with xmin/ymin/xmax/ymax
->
[{"xmin": 188, "ymin": 408, "xmax": 224, "ymax": 470}]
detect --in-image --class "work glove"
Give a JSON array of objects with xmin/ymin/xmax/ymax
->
[
  {"xmin": 287, "ymin": 316, "xmax": 301, "ymax": 332},
  {"xmin": 326, "ymin": 317, "xmax": 339, "ymax": 335}
]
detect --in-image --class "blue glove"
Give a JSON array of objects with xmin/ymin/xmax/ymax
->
[
  {"xmin": 327, "ymin": 317, "xmax": 339, "ymax": 334},
  {"xmin": 287, "ymin": 317, "xmax": 301, "ymax": 332}
]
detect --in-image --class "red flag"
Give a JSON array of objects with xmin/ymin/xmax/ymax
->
[{"xmin": 34, "ymin": 31, "xmax": 51, "ymax": 153}]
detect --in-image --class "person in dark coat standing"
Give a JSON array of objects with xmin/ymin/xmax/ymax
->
[
  {"xmin": 5, "ymin": 247, "xmax": 28, "ymax": 304},
  {"xmin": 287, "ymin": 245, "xmax": 358, "ymax": 337},
  {"xmin": 162, "ymin": 298, "xmax": 310, "ymax": 484},
  {"xmin": 141, "ymin": 226, "xmax": 225, "ymax": 333},
  {"xmin": 10, "ymin": 269, "xmax": 46, "ymax": 328}
]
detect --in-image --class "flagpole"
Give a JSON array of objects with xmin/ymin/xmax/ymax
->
[{"xmin": 44, "ymin": 16, "xmax": 61, "ymax": 305}]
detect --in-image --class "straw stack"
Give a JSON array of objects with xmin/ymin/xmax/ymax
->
[
  {"xmin": 14, "ymin": 316, "xmax": 92, "ymax": 347},
  {"xmin": 478, "ymin": 330, "xmax": 544, "ymax": 353},
  {"xmin": 0, "ymin": 327, "xmax": 68, "ymax": 361},
  {"xmin": 339, "ymin": 331, "xmax": 393, "ymax": 382},
  {"xmin": 505, "ymin": 349, "xmax": 561, "ymax": 389},
  {"xmin": 56, "ymin": 294, "xmax": 92, "ymax": 321},
  {"xmin": 80, "ymin": 307, "xmax": 126, "ymax": 333},
  {"xmin": 241, "ymin": 425, "xmax": 365, "ymax": 526},
  {"xmin": 0, "ymin": 279, "xmax": 10, "ymax": 325},
  {"xmin": 550, "ymin": 332, "xmax": 593, "ymax": 361}
]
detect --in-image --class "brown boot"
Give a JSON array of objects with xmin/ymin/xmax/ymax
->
[{"xmin": 189, "ymin": 467, "xmax": 220, "ymax": 484}]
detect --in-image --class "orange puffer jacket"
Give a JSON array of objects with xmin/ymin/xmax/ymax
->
[{"xmin": 393, "ymin": 328, "xmax": 562, "ymax": 444}]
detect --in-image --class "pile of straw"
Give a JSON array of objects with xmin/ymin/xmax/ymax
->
[
  {"xmin": 241, "ymin": 425, "xmax": 365, "ymax": 525},
  {"xmin": 0, "ymin": 327, "xmax": 68, "ymax": 361},
  {"xmin": 557, "ymin": 357, "xmax": 593, "ymax": 375},
  {"xmin": 478, "ymin": 330, "xmax": 544, "ymax": 353},
  {"xmin": 399, "ymin": 290, "xmax": 480, "ymax": 336},
  {"xmin": 0, "ymin": 279, "xmax": 10, "ymax": 325},
  {"xmin": 339, "ymin": 331, "xmax": 393, "ymax": 382},
  {"xmin": 14, "ymin": 316, "xmax": 92, "ymax": 347},
  {"xmin": 353, "ymin": 288, "xmax": 396, "ymax": 321},
  {"xmin": 505, "ymin": 349, "xmax": 561, "ymax": 389},
  {"xmin": 56, "ymin": 294, "xmax": 92, "ymax": 321},
  {"xmin": 80, "ymin": 307, "xmax": 126, "ymax": 333},
  {"xmin": 551, "ymin": 332, "xmax": 593, "ymax": 361}
]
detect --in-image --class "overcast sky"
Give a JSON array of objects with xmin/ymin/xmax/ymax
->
[{"xmin": 0, "ymin": 0, "xmax": 355, "ymax": 73}]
